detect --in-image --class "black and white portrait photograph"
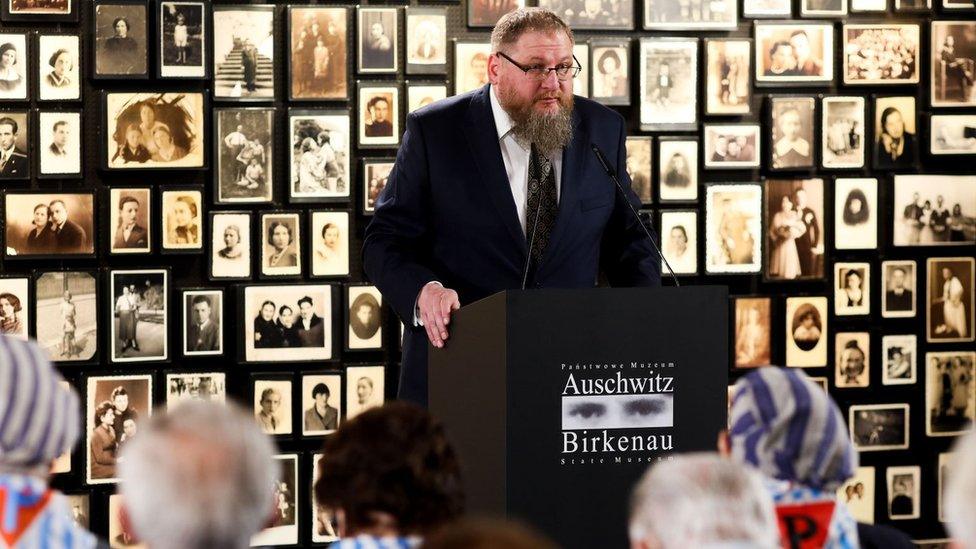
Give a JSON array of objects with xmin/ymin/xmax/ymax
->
[
  {"xmin": 838, "ymin": 467, "xmax": 875, "ymax": 524},
  {"xmin": 834, "ymin": 178, "xmax": 876, "ymax": 250},
  {"xmin": 0, "ymin": 277, "xmax": 28, "ymax": 340},
  {"xmin": 161, "ymin": 189, "xmax": 202, "ymax": 251},
  {"xmin": 105, "ymin": 92, "xmax": 206, "ymax": 169},
  {"xmin": 407, "ymin": 8, "xmax": 447, "ymax": 74},
  {"xmin": 35, "ymin": 271, "xmax": 96, "ymax": 362},
  {"xmin": 765, "ymin": 178, "xmax": 825, "ymax": 281},
  {"xmin": 873, "ymin": 96, "xmax": 917, "ymax": 170},
  {"xmin": 887, "ymin": 466, "xmax": 921, "ymax": 519},
  {"xmin": 312, "ymin": 453, "xmax": 339, "ymax": 544},
  {"xmin": 660, "ymin": 210, "xmax": 698, "ymax": 275},
  {"xmin": 289, "ymin": 6, "xmax": 348, "ymax": 101},
  {"xmin": 734, "ymin": 297, "xmax": 771, "ymax": 369},
  {"xmin": 703, "ymin": 124, "xmax": 760, "ymax": 168},
  {"xmin": 643, "ymin": 0, "xmax": 736, "ymax": 30},
  {"xmin": 363, "ymin": 159, "xmax": 394, "ymax": 215},
  {"xmin": 4, "ymin": 192, "xmax": 94, "ymax": 257},
  {"xmin": 835, "ymin": 262, "xmax": 871, "ymax": 316},
  {"xmin": 38, "ymin": 111, "xmax": 81, "ymax": 177},
  {"xmin": 743, "ymin": 0, "xmax": 791, "ymax": 16},
  {"xmin": 215, "ymin": 108, "xmax": 273, "ymax": 204},
  {"xmin": 166, "ymin": 373, "xmax": 226, "ymax": 410},
  {"xmin": 927, "ymin": 257, "xmax": 975, "ymax": 344},
  {"xmin": 358, "ymin": 85, "xmax": 400, "ymax": 147},
  {"xmin": 302, "ymin": 374, "xmax": 341, "ymax": 436},
  {"xmin": 93, "ymin": 2, "xmax": 147, "ymax": 78},
  {"xmin": 882, "ymin": 334, "xmax": 916, "ymax": 385},
  {"xmin": 931, "ymin": 114, "xmax": 976, "ymax": 155},
  {"xmin": 843, "ymin": 24, "xmax": 920, "ymax": 86},
  {"xmin": 346, "ymin": 365, "xmax": 385, "ymax": 419},
  {"xmin": 0, "ymin": 33, "xmax": 29, "ymax": 100},
  {"xmin": 931, "ymin": 21, "xmax": 976, "ymax": 108},
  {"xmin": 658, "ymin": 138, "xmax": 697, "ymax": 202},
  {"xmin": 289, "ymin": 110, "xmax": 350, "ymax": 202},
  {"xmin": 801, "ymin": 0, "xmax": 848, "ymax": 15},
  {"xmin": 407, "ymin": 84, "xmax": 447, "ymax": 113},
  {"xmin": 639, "ymin": 38, "xmax": 698, "ymax": 130},
  {"xmin": 110, "ymin": 269, "xmax": 168, "ymax": 363},
  {"xmin": 882, "ymin": 260, "xmax": 917, "ymax": 318},
  {"xmin": 755, "ymin": 22, "xmax": 834, "ymax": 86},
  {"xmin": 835, "ymin": 331, "xmax": 870, "ymax": 388},
  {"xmin": 590, "ymin": 42, "xmax": 629, "ymax": 105},
  {"xmin": 253, "ymin": 379, "xmax": 292, "ymax": 436},
  {"xmin": 37, "ymin": 34, "xmax": 80, "ymax": 101},
  {"xmin": 893, "ymin": 175, "xmax": 976, "ymax": 246},
  {"xmin": 252, "ymin": 454, "xmax": 299, "ymax": 547},
  {"xmin": 212, "ymin": 5, "xmax": 275, "ymax": 100},
  {"xmin": 704, "ymin": 183, "xmax": 762, "ymax": 274},
  {"xmin": 770, "ymin": 96, "xmax": 815, "ymax": 170},
  {"xmin": 786, "ymin": 296, "xmax": 828, "ymax": 367},
  {"xmin": 158, "ymin": 1, "xmax": 206, "ymax": 79},
  {"xmin": 210, "ymin": 212, "xmax": 251, "ymax": 280},
  {"xmin": 706, "ymin": 39, "xmax": 750, "ymax": 115},
  {"xmin": 348, "ymin": 285, "xmax": 382, "ymax": 351},
  {"xmin": 454, "ymin": 41, "xmax": 490, "ymax": 96},
  {"xmin": 65, "ymin": 494, "xmax": 89, "ymax": 530},
  {"xmin": 625, "ymin": 136, "xmax": 652, "ymax": 205},
  {"xmin": 358, "ymin": 7, "xmax": 397, "ymax": 74},
  {"xmin": 537, "ymin": 0, "xmax": 631, "ymax": 30},
  {"xmin": 261, "ymin": 213, "xmax": 302, "ymax": 278},
  {"xmin": 822, "ymin": 96, "xmax": 865, "ymax": 169},
  {"xmin": 849, "ymin": 403, "xmax": 910, "ymax": 452},
  {"xmin": 243, "ymin": 284, "xmax": 333, "ymax": 363},
  {"xmin": 182, "ymin": 289, "xmax": 222, "ymax": 356},
  {"xmin": 311, "ymin": 211, "xmax": 350, "ymax": 278},
  {"xmin": 0, "ymin": 111, "xmax": 29, "ymax": 179},
  {"xmin": 926, "ymin": 351, "xmax": 976, "ymax": 436},
  {"xmin": 86, "ymin": 374, "xmax": 153, "ymax": 484},
  {"xmin": 109, "ymin": 187, "xmax": 150, "ymax": 254}
]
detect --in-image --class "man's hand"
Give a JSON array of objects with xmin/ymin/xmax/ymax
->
[{"xmin": 418, "ymin": 283, "xmax": 460, "ymax": 348}]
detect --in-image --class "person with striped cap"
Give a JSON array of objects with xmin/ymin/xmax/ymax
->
[{"xmin": 0, "ymin": 336, "xmax": 103, "ymax": 548}]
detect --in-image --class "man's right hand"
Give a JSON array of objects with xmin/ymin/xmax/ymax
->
[{"xmin": 417, "ymin": 283, "xmax": 460, "ymax": 349}]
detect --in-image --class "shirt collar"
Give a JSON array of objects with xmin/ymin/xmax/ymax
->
[{"xmin": 489, "ymin": 85, "xmax": 516, "ymax": 143}]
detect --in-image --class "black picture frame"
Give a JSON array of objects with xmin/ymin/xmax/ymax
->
[
  {"xmin": 259, "ymin": 210, "xmax": 304, "ymax": 280},
  {"xmin": 159, "ymin": 184, "xmax": 205, "ymax": 254},
  {"xmin": 357, "ymin": 81, "xmax": 401, "ymax": 149},
  {"xmin": 0, "ymin": 32, "xmax": 30, "ymax": 102},
  {"xmin": 180, "ymin": 287, "xmax": 224, "ymax": 357},
  {"xmin": 213, "ymin": 106, "xmax": 275, "ymax": 205},
  {"xmin": 237, "ymin": 282, "xmax": 339, "ymax": 365},
  {"xmin": 754, "ymin": 20, "xmax": 835, "ymax": 88},
  {"xmin": 299, "ymin": 370, "xmax": 343, "ymax": 438},
  {"xmin": 767, "ymin": 95, "xmax": 818, "ymax": 173},
  {"xmin": 657, "ymin": 135, "xmax": 700, "ymax": 203},
  {"xmin": 0, "ymin": 109, "xmax": 30, "ymax": 180},
  {"xmin": 208, "ymin": 210, "xmax": 253, "ymax": 282},
  {"xmin": 155, "ymin": 0, "xmax": 210, "ymax": 80},
  {"xmin": 406, "ymin": 6, "xmax": 447, "ymax": 76},
  {"xmin": 288, "ymin": 107, "xmax": 353, "ymax": 205},
  {"xmin": 91, "ymin": 0, "xmax": 150, "ymax": 81},
  {"xmin": 251, "ymin": 372, "xmax": 296, "ymax": 440},
  {"xmin": 361, "ymin": 157, "xmax": 395, "ymax": 216},
  {"xmin": 308, "ymin": 209, "xmax": 352, "ymax": 280},
  {"xmin": 1, "ymin": 0, "xmax": 78, "ymax": 22},
  {"xmin": 212, "ymin": 4, "xmax": 276, "ymax": 102},
  {"xmin": 33, "ymin": 268, "xmax": 101, "ymax": 366},
  {"xmin": 35, "ymin": 108, "xmax": 83, "ymax": 179},
  {"xmin": 0, "ymin": 274, "xmax": 31, "ymax": 341},
  {"xmin": 104, "ymin": 267, "xmax": 171, "ymax": 365},
  {"xmin": 3, "ymin": 189, "xmax": 97, "ymax": 260},
  {"xmin": 106, "ymin": 186, "xmax": 153, "ymax": 255},
  {"xmin": 286, "ymin": 5, "xmax": 351, "ymax": 102},
  {"xmin": 357, "ymin": 6, "xmax": 399, "ymax": 75},
  {"xmin": 704, "ymin": 37, "xmax": 753, "ymax": 116},
  {"xmin": 344, "ymin": 283, "xmax": 384, "ymax": 353},
  {"xmin": 589, "ymin": 39, "xmax": 631, "ymax": 107},
  {"xmin": 35, "ymin": 32, "xmax": 82, "ymax": 103}
]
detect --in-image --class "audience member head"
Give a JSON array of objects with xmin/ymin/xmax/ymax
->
[
  {"xmin": 628, "ymin": 453, "xmax": 779, "ymax": 549},
  {"xmin": 946, "ymin": 431, "xmax": 976, "ymax": 547},
  {"xmin": 421, "ymin": 518, "xmax": 558, "ymax": 549},
  {"xmin": 119, "ymin": 401, "xmax": 277, "ymax": 549}
]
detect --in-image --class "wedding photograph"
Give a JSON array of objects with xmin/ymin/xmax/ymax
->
[{"xmin": 764, "ymin": 178, "xmax": 825, "ymax": 280}]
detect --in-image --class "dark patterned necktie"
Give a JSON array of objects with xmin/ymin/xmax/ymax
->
[{"xmin": 526, "ymin": 144, "xmax": 559, "ymax": 268}]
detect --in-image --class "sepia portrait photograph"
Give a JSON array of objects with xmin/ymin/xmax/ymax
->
[
  {"xmin": 537, "ymin": 0, "xmax": 631, "ymax": 30},
  {"xmin": 658, "ymin": 138, "xmax": 697, "ymax": 202},
  {"xmin": 887, "ymin": 466, "xmax": 921, "ymax": 520},
  {"xmin": 785, "ymin": 296, "xmax": 828, "ymax": 368},
  {"xmin": 93, "ymin": 1, "xmax": 147, "ymax": 78},
  {"xmin": 591, "ymin": 42, "xmax": 629, "ymax": 105},
  {"xmin": 158, "ymin": 1, "xmax": 206, "ymax": 79},
  {"xmin": 161, "ymin": 189, "xmax": 202, "ymax": 251},
  {"xmin": 639, "ymin": 38, "xmax": 698, "ymax": 130},
  {"xmin": 893, "ymin": 175, "xmax": 976, "ymax": 246},
  {"xmin": 733, "ymin": 297, "xmax": 771, "ymax": 368},
  {"xmin": 290, "ymin": 110, "xmax": 350, "ymax": 202},
  {"xmin": 105, "ymin": 92, "xmax": 206, "ymax": 169},
  {"xmin": 770, "ymin": 96, "xmax": 815, "ymax": 170},
  {"xmin": 37, "ymin": 34, "xmax": 80, "ymax": 101},
  {"xmin": 454, "ymin": 41, "xmax": 491, "ymax": 96},
  {"xmin": 705, "ymin": 183, "xmax": 762, "ymax": 274},
  {"xmin": 407, "ymin": 8, "xmax": 447, "ymax": 74},
  {"xmin": 835, "ymin": 331, "xmax": 870, "ymax": 388},
  {"xmin": 765, "ymin": 178, "xmax": 824, "ymax": 281},
  {"xmin": 35, "ymin": 271, "xmax": 96, "ymax": 362},
  {"xmin": 408, "ymin": 84, "xmax": 448, "ymax": 113},
  {"xmin": 0, "ymin": 33, "xmax": 28, "ymax": 101},
  {"xmin": 822, "ymin": 96, "xmax": 865, "ymax": 169},
  {"xmin": 931, "ymin": 21, "xmax": 976, "ymax": 108},
  {"xmin": 348, "ymin": 285, "xmax": 382, "ymax": 351},
  {"xmin": 843, "ymin": 24, "xmax": 920, "ymax": 86},
  {"xmin": 37, "ymin": 111, "xmax": 81, "ymax": 177},
  {"xmin": 109, "ymin": 187, "xmax": 150, "ymax": 254},
  {"xmin": 261, "ymin": 212, "xmax": 302, "ymax": 278},
  {"xmin": 644, "ymin": 0, "xmax": 736, "ymax": 30},
  {"xmin": 363, "ymin": 159, "xmax": 394, "ymax": 215},
  {"xmin": 182, "ymin": 289, "xmax": 222, "ymax": 356},
  {"xmin": 882, "ymin": 334, "xmax": 916, "ymax": 385},
  {"xmin": 213, "ymin": 5, "xmax": 275, "ymax": 100},
  {"xmin": 926, "ymin": 351, "xmax": 976, "ymax": 436},
  {"xmin": 215, "ymin": 108, "xmax": 273, "ymax": 203},
  {"xmin": 65, "ymin": 494, "xmax": 88, "ymax": 530},
  {"xmin": 110, "ymin": 269, "xmax": 168, "ymax": 363},
  {"xmin": 358, "ymin": 7, "xmax": 397, "ymax": 74},
  {"xmin": 346, "ymin": 365, "xmax": 385, "ymax": 419},
  {"xmin": 837, "ymin": 467, "xmax": 875, "ymax": 524},
  {"xmin": 210, "ymin": 212, "xmax": 252, "ymax": 280},
  {"xmin": 166, "ymin": 373, "xmax": 226, "ymax": 410},
  {"xmin": 252, "ymin": 454, "xmax": 299, "ymax": 547},
  {"xmin": 253, "ymin": 378, "xmax": 292, "ymax": 436},
  {"xmin": 86, "ymin": 374, "xmax": 153, "ymax": 484},
  {"xmin": 743, "ymin": 0, "xmax": 791, "ymax": 16},
  {"xmin": 4, "ymin": 192, "xmax": 94, "ymax": 257},
  {"xmin": 311, "ymin": 211, "xmax": 350, "ymax": 278},
  {"xmin": 801, "ymin": 0, "xmax": 848, "ymax": 15},
  {"xmin": 849, "ymin": 403, "xmax": 909, "ymax": 452},
  {"xmin": 882, "ymin": 260, "xmax": 916, "ymax": 318},
  {"xmin": 5, "ymin": 0, "xmax": 75, "ymax": 20},
  {"xmin": 289, "ymin": 6, "xmax": 348, "ymax": 101},
  {"xmin": 359, "ymin": 85, "xmax": 400, "ymax": 147},
  {"xmin": 243, "ymin": 284, "xmax": 333, "ymax": 363},
  {"xmin": 755, "ymin": 22, "xmax": 833, "ymax": 86},
  {"xmin": 703, "ymin": 124, "xmax": 760, "ymax": 169},
  {"xmin": 312, "ymin": 453, "xmax": 340, "ymax": 544},
  {"xmin": 834, "ymin": 177, "xmax": 877, "ymax": 250},
  {"xmin": 625, "ymin": 136, "xmax": 652, "ymax": 205},
  {"xmin": 706, "ymin": 39, "xmax": 750, "ymax": 115},
  {"xmin": 302, "ymin": 374, "xmax": 341, "ymax": 436},
  {"xmin": 660, "ymin": 210, "xmax": 698, "ymax": 275},
  {"xmin": 0, "ymin": 277, "xmax": 27, "ymax": 340},
  {"xmin": 927, "ymin": 257, "xmax": 975, "ymax": 344},
  {"xmin": 0, "ymin": 111, "xmax": 29, "ymax": 179},
  {"xmin": 873, "ymin": 96, "xmax": 917, "ymax": 170},
  {"xmin": 931, "ymin": 114, "xmax": 976, "ymax": 155},
  {"xmin": 834, "ymin": 262, "xmax": 870, "ymax": 316}
]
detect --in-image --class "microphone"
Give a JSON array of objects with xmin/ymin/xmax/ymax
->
[
  {"xmin": 521, "ymin": 143, "xmax": 545, "ymax": 290},
  {"xmin": 591, "ymin": 143, "xmax": 680, "ymax": 287}
]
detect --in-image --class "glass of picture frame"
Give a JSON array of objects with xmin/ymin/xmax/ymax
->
[
  {"xmin": 166, "ymin": 371, "xmax": 227, "ymax": 409},
  {"xmin": 302, "ymin": 373, "xmax": 342, "ymax": 436},
  {"xmin": 288, "ymin": 108, "xmax": 352, "ymax": 204},
  {"xmin": 358, "ymin": 83, "xmax": 400, "ymax": 148},
  {"xmin": 930, "ymin": 114, "xmax": 976, "ymax": 156},
  {"xmin": 659, "ymin": 210, "xmax": 699, "ymax": 276},
  {"xmin": 453, "ymin": 40, "xmax": 491, "ymax": 96},
  {"xmin": 212, "ymin": 4, "xmax": 276, "ymax": 101},
  {"xmin": 357, "ymin": 7, "xmax": 398, "ymax": 75},
  {"xmin": 703, "ymin": 183, "xmax": 762, "ymax": 274},
  {"xmin": 638, "ymin": 38, "xmax": 698, "ymax": 131},
  {"xmin": 181, "ymin": 289, "xmax": 223, "ymax": 357},
  {"xmin": 873, "ymin": 95, "xmax": 918, "ymax": 171},
  {"xmin": 800, "ymin": 0, "xmax": 848, "ymax": 17},
  {"xmin": 209, "ymin": 211, "xmax": 252, "ymax": 281},
  {"xmin": 892, "ymin": 175, "xmax": 976, "ymax": 247},
  {"xmin": 0, "ymin": 275, "xmax": 29, "ymax": 340},
  {"xmin": 743, "ymin": 0, "xmax": 792, "ymax": 17},
  {"xmin": 86, "ymin": 374, "xmax": 153, "ymax": 484},
  {"xmin": 346, "ymin": 284, "xmax": 383, "ymax": 352},
  {"xmin": 834, "ymin": 177, "xmax": 878, "ymax": 250},
  {"xmin": 821, "ymin": 96, "xmax": 866, "ymax": 169},
  {"xmin": 703, "ymin": 123, "xmax": 761, "ymax": 169},
  {"xmin": 732, "ymin": 296, "xmax": 772, "ymax": 368},
  {"xmin": 92, "ymin": 0, "xmax": 148, "ymax": 80},
  {"xmin": 157, "ymin": 1, "xmax": 208, "ymax": 79},
  {"xmin": 768, "ymin": 96, "xmax": 816, "ymax": 171},
  {"xmin": 288, "ymin": 6, "xmax": 349, "ymax": 101},
  {"xmin": 754, "ymin": 21, "xmax": 834, "ymax": 87},
  {"xmin": 764, "ymin": 178, "xmax": 826, "ymax": 281},
  {"xmin": 37, "ymin": 33, "xmax": 81, "ymax": 102},
  {"xmin": 590, "ymin": 40, "xmax": 630, "ymax": 106},
  {"xmin": 931, "ymin": 21, "xmax": 976, "ymax": 108},
  {"xmin": 252, "ymin": 375, "xmax": 294, "ymax": 437},
  {"xmin": 108, "ymin": 187, "xmax": 151, "ymax": 255},
  {"xmin": 406, "ymin": 7, "xmax": 447, "ymax": 75}
]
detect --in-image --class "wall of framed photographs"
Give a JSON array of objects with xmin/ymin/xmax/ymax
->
[{"xmin": 0, "ymin": 0, "xmax": 972, "ymax": 545}]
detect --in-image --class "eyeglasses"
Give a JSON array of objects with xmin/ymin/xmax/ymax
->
[{"xmin": 496, "ymin": 51, "xmax": 582, "ymax": 81}]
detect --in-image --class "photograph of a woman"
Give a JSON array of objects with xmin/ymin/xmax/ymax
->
[
  {"xmin": 262, "ymin": 215, "xmax": 301, "ymax": 276},
  {"xmin": 929, "ymin": 258, "xmax": 974, "ymax": 343},
  {"xmin": 25, "ymin": 203, "xmax": 55, "ymax": 254},
  {"xmin": 0, "ymin": 36, "xmax": 26, "ymax": 99},
  {"xmin": 211, "ymin": 213, "xmax": 251, "ymax": 279},
  {"xmin": 89, "ymin": 401, "xmax": 117, "ymax": 480},
  {"xmin": 768, "ymin": 194, "xmax": 807, "ymax": 280},
  {"xmin": 162, "ymin": 191, "xmax": 200, "ymax": 249},
  {"xmin": 835, "ymin": 263, "xmax": 870, "ymax": 316},
  {"xmin": 787, "ymin": 296, "xmax": 828, "ymax": 367},
  {"xmin": 0, "ymin": 291, "xmax": 25, "ymax": 337},
  {"xmin": 875, "ymin": 99, "xmax": 917, "ymax": 170}
]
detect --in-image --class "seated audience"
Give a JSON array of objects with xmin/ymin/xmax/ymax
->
[
  {"xmin": 118, "ymin": 401, "xmax": 278, "ymax": 549},
  {"xmin": 0, "ymin": 337, "xmax": 102, "ymax": 548},
  {"xmin": 314, "ymin": 402, "xmax": 464, "ymax": 547},
  {"xmin": 421, "ymin": 518, "xmax": 557, "ymax": 549},
  {"xmin": 946, "ymin": 430, "xmax": 976, "ymax": 548},
  {"xmin": 628, "ymin": 453, "xmax": 779, "ymax": 549}
]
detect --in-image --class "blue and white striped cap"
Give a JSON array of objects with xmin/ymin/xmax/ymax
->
[{"xmin": 0, "ymin": 337, "xmax": 80, "ymax": 468}]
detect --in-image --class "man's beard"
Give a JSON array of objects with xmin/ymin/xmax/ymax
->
[{"xmin": 499, "ymin": 86, "xmax": 574, "ymax": 156}]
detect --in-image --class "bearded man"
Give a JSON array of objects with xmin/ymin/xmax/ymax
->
[{"xmin": 363, "ymin": 7, "xmax": 660, "ymax": 406}]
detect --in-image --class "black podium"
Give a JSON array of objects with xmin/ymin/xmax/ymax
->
[{"xmin": 429, "ymin": 286, "xmax": 729, "ymax": 549}]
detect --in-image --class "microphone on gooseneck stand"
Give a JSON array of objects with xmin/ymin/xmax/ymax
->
[
  {"xmin": 521, "ymin": 143, "xmax": 546, "ymax": 290},
  {"xmin": 590, "ymin": 143, "xmax": 680, "ymax": 287}
]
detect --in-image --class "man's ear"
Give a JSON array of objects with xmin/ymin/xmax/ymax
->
[{"xmin": 487, "ymin": 53, "xmax": 501, "ymax": 85}]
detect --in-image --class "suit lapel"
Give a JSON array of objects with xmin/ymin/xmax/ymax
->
[{"xmin": 541, "ymin": 109, "xmax": 587, "ymax": 269}]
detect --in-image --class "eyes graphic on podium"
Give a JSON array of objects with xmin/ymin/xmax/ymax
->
[{"xmin": 562, "ymin": 394, "xmax": 673, "ymax": 430}]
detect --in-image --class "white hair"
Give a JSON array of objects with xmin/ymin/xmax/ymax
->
[
  {"xmin": 946, "ymin": 431, "xmax": 976, "ymax": 547},
  {"xmin": 119, "ymin": 401, "xmax": 278, "ymax": 549},
  {"xmin": 629, "ymin": 453, "xmax": 780, "ymax": 549}
]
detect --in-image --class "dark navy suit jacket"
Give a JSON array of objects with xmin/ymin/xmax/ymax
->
[{"xmin": 363, "ymin": 85, "xmax": 661, "ymax": 405}]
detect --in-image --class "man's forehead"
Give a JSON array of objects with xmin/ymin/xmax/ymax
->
[{"xmin": 511, "ymin": 31, "xmax": 573, "ymax": 60}]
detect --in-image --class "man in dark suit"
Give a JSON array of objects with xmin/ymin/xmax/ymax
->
[
  {"xmin": 885, "ymin": 267, "xmax": 914, "ymax": 313},
  {"xmin": 303, "ymin": 382, "xmax": 339, "ymax": 432},
  {"xmin": 793, "ymin": 188, "xmax": 820, "ymax": 277},
  {"xmin": 0, "ymin": 116, "xmax": 28, "ymax": 178},
  {"xmin": 48, "ymin": 199, "xmax": 87, "ymax": 253},
  {"xmin": 187, "ymin": 295, "xmax": 220, "ymax": 352},
  {"xmin": 296, "ymin": 296, "xmax": 325, "ymax": 347},
  {"xmin": 363, "ymin": 8, "xmax": 660, "ymax": 405}
]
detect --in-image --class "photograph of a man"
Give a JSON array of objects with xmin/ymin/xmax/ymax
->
[
  {"xmin": 303, "ymin": 383, "xmax": 338, "ymax": 432},
  {"xmin": 0, "ymin": 115, "xmax": 27, "ymax": 178}
]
